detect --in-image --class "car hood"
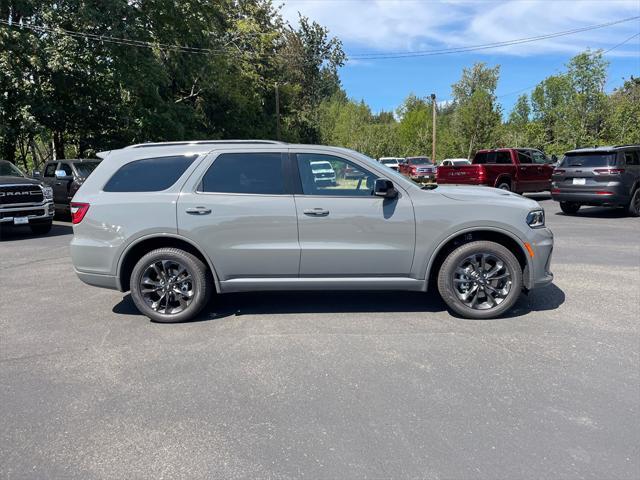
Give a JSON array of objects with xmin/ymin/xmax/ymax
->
[
  {"xmin": 435, "ymin": 185, "xmax": 540, "ymax": 209},
  {"xmin": 0, "ymin": 176, "xmax": 43, "ymax": 186}
]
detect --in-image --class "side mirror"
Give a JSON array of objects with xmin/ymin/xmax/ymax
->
[
  {"xmin": 373, "ymin": 178, "xmax": 398, "ymax": 199},
  {"xmin": 32, "ymin": 170, "xmax": 41, "ymax": 178},
  {"xmin": 54, "ymin": 169, "xmax": 68, "ymax": 179}
]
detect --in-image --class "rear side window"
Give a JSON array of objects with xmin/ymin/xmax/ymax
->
[
  {"xmin": 496, "ymin": 152, "xmax": 512, "ymax": 164},
  {"xmin": 200, "ymin": 153, "xmax": 285, "ymax": 195},
  {"xmin": 104, "ymin": 155, "xmax": 197, "ymax": 192},
  {"xmin": 622, "ymin": 151, "xmax": 639, "ymax": 166}
]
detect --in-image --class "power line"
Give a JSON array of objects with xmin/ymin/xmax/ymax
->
[
  {"xmin": 603, "ymin": 31, "xmax": 640, "ymax": 53},
  {"xmin": 348, "ymin": 16, "xmax": 640, "ymax": 58},
  {"xmin": 1, "ymin": 16, "xmax": 638, "ymax": 61}
]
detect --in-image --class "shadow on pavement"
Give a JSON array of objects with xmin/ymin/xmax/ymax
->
[
  {"xmin": 555, "ymin": 206, "xmax": 631, "ymax": 219},
  {"xmin": 113, "ymin": 284, "xmax": 566, "ymax": 323},
  {"xmin": 0, "ymin": 222, "xmax": 73, "ymax": 241}
]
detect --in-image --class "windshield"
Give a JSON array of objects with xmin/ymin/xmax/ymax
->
[
  {"xmin": 74, "ymin": 162, "xmax": 99, "ymax": 177},
  {"xmin": 0, "ymin": 161, "xmax": 25, "ymax": 177},
  {"xmin": 381, "ymin": 159, "xmax": 397, "ymax": 165},
  {"xmin": 560, "ymin": 153, "xmax": 616, "ymax": 168},
  {"xmin": 408, "ymin": 158, "xmax": 432, "ymax": 165},
  {"xmin": 311, "ymin": 161, "xmax": 333, "ymax": 171}
]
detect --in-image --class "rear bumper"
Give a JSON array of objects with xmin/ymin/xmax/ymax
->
[
  {"xmin": 74, "ymin": 268, "xmax": 121, "ymax": 291},
  {"xmin": 551, "ymin": 190, "xmax": 629, "ymax": 206}
]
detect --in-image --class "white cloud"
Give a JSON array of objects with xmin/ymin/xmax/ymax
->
[{"xmin": 279, "ymin": 0, "xmax": 640, "ymax": 57}]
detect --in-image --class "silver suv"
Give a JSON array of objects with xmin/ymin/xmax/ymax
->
[{"xmin": 70, "ymin": 141, "xmax": 554, "ymax": 322}]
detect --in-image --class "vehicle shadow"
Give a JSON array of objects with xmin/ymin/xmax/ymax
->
[
  {"xmin": 113, "ymin": 283, "xmax": 566, "ymax": 323},
  {"xmin": 555, "ymin": 206, "xmax": 630, "ymax": 219},
  {"xmin": 0, "ymin": 222, "xmax": 73, "ymax": 241}
]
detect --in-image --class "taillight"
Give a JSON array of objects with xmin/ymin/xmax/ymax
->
[
  {"xmin": 553, "ymin": 168, "xmax": 565, "ymax": 175},
  {"xmin": 551, "ymin": 188, "xmax": 561, "ymax": 194},
  {"xmin": 594, "ymin": 168, "xmax": 625, "ymax": 175},
  {"xmin": 595, "ymin": 191, "xmax": 613, "ymax": 195},
  {"xmin": 70, "ymin": 202, "xmax": 90, "ymax": 224}
]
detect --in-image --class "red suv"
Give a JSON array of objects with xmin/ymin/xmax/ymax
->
[{"xmin": 399, "ymin": 156, "xmax": 436, "ymax": 182}]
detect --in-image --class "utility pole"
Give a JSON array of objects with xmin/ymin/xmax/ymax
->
[
  {"xmin": 275, "ymin": 82, "xmax": 281, "ymax": 141},
  {"xmin": 430, "ymin": 93, "xmax": 436, "ymax": 163}
]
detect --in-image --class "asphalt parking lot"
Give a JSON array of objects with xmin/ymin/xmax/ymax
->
[{"xmin": 1, "ymin": 195, "xmax": 638, "ymax": 479}]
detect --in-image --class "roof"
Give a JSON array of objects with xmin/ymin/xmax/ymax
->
[
  {"xmin": 44, "ymin": 158, "xmax": 100, "ymax": 164},
  {"xmin": 125, "ymin": 140, "xmax": 286, "ymax": 149},
  {"xmin": 566, "ymin": 145, "xmax": 640, "ymax": 154}
]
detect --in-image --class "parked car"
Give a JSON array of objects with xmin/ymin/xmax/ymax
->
[
  {"xmin": 310, "ymin": 160, "xmax": 337, "ymax": 186},
  {"xmin": 70, "ymin": 140, "xmax": 554, "ymax": 323},
  {"xmin": 36, "ymin": 159, "xmax": 101, "ymax": 215},
  {"xmin": 378, "ymin": 157, "xmax": 403, "ymax": 171},
  {"xmin": 399, "ymin": 156, "xmax": 436, "ymax": 182},
  {"xmin": 440, "ymin": 158, "xmax": 471, "ymax": 167},
  {"xmin": 0, "ymin": 160, "xmax": 54, "ymax": 234},
  {"xmin": 551, "ymin": 145, "xmax": 640, "ymax": 216},
  {"xmin": 436, "ymin": 148, "xmax": 554, "ymax": 194}
]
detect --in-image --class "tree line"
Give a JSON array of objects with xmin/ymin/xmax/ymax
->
[
  {"xmin": 1, "ymin": 0, "xmax": 345, "ymax": 169},
  {"xmin": 318, "ymin": 50, "xmax": 639, "ymax": 162},
  {"xmin": 1, "ymin": 2, "xmax": 638, "ymax": 171}
]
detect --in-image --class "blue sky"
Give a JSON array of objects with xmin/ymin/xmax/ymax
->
[{"xmin": 280, "ymin": 0, "xmax": 640, "ymax": 115}]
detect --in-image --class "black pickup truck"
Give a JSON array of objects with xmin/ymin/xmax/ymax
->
[
  {"xmin": 37, "ymin": 159, "xmax": 101, "ymax": 214},
  {"xmin": 0, "ymin": 160, "xmax": 55, "ymax": 235}
]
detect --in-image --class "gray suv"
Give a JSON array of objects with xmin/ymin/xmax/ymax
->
[
  {"xmin": 551, "ymin": 145, "xmax": 640, "ymax": 216},
  {"xmin": 70, "ymin": 141, "xmax": 554, "ymax": 322}
]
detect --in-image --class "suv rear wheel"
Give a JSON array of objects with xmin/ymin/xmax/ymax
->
[
  {"xmin": 130, "ymin": 247, "xmax": 213, "ymax": 323},
  {"xmin": 560, "ymin": 202, "xmax": 581, "ymax": 215},
  {"xmin": 437, "ymin": 241, "xmax": 523, "ymax": 319},
  {"xmin": 496, "ymin": 180, "xmax": 511, "ymax": 191}
]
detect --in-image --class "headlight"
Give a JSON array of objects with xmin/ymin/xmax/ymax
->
[
  {"xmin": 526, "ymin": 209, "xmax": 545, "ymax": 228},
  {"xmin": 42, "ymin": 186, "xmax": 53, "ymax": 201}
]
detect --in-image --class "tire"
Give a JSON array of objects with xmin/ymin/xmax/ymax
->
[
  {"xmin": 627, "ymin": 189, "xmax": 640, "ymax": 217},
  {"xmin": 437, "ymin": 241, "xmax": 523, "ymax": 319},
  {"xmin": 496, "ymin": 181, "xmax": 511, "ymax": 191},
  {"xmin": 30, "ymin": 221, "xmax": 52, "ymax": 235},
  {"xmin": 130, "ymin": 247, "xmax": 213, "ymax": 323},
  {"xmin": 560, "ymin": 202, "xmax": 581, "ymax": 215}
]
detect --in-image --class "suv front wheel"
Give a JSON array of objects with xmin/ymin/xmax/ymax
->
[
  {"xmin": 130, "ymin": 248, "xmax": 213, "ymax": 323},
  {"xmin": 437, "ymin": 241, "xmax": 523, "ymax": 319}
]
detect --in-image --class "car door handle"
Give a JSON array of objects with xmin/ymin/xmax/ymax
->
[
  {"xmin": 303, "ymin": 208, "xmax": 330, "ymax": 217},
  {"xmin": 186, "ymin": 207, "xmax": 211, "ymax": 215}
]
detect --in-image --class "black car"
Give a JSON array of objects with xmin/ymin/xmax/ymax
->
[
  {"xmin": 551, "ymin": 145, "xmax": 640, "ymax": 216},
  {"xmin": 0, "ymin": 160, "xmax": 55, "ymax": 234},
  {"xmin": 37, "ymin": 159, "xmax": 101, "ymax": 215}
]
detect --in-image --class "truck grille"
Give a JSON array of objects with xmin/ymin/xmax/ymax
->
[
  {"xmin": 0, "ymin": 208, "xmax": 45, "ymax": 219},
  {"xmin": 0, "ymin": 185, "xmax": 44, "ymax": 205}
]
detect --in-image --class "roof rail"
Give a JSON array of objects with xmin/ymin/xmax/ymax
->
[
  {"xmin": 125, "ymin": 140, "xmax": 285, "ymax": 149},
  {"xmin": 614, "ymin": 144, "xmax": 640, "ymax": 148}
]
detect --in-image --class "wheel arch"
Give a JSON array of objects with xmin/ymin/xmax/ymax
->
[
  {"xmin": 425, "ymin": 228, "xmax": 532, "ymax": 292},
  {"xmin": 117, "ymin": 234, "xmax": 220, "ymax": 292},
  {"xmin": 494, "ymin": 175, "xmax": 513, "ymax": 189}
]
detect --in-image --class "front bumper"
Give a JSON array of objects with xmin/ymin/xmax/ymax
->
[
  {"xmin": 526, "ymin": 227, "xmax": 554, "ymax": 290},
  {"xmin": 0, "ymin": 202, "xmax": 55, "ymax": 224}
]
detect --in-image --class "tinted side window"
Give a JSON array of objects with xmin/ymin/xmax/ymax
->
[
  {"xmin": 623, "ymin": 151, "xmax": 640, "ymax": 166},
  {"xmin": 531, "ymin": 151, "xmax": 548, "ymax": 165},
  {"xmin": 474, "ymin": 152, "xmax": 488, "ymax": 164},
  {"xmin": 44, "ymin": 163, "xmax": 57, "ymax": 177},
  {"xmin": 517, "ymin": 150, "xmax": 533, "ymax": 164},
  {"xmin": 296, "ymin": 154, "xmax": 378, "ymax": 196},
  {"xmin": 201, "ymin": 153, "xmax": 285, "ymax": 195},
  {"xmin": 60, "ymin": 163, "xmax": 73, "ymax": 176},
  {"xmin": 496, "ymin": 152, "xmax": 512, "ymax": 164},
  {"xmin": 104, "ymin": 155, "xmax": 197, "ymax": 192}
]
